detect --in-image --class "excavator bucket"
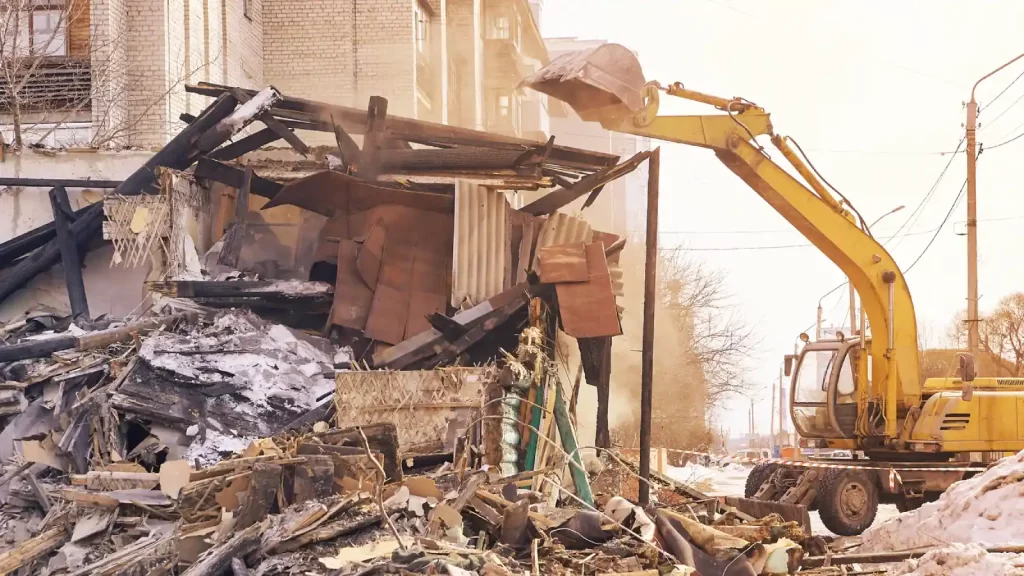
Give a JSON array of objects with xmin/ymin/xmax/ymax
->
[{"xmin": 521, "ymin": 43, "xmax": 648, "ymax": 122}]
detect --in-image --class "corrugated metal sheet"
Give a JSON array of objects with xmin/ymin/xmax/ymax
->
[
  {"xmin": 531, "ymin": 212, "xmax": 593, "ymax": 271},
  {"xmin": 452, "ymin": 180, "xmax": 512, "ymax": 308}
]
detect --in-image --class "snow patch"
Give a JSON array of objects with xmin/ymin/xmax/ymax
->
[
  {"xmin": 184, "ymin": 429, "xmax": 257, "ymax": 467},
  {"xmin": 888, "ymin": 543, "xmax": 1024, "ymax": 576},
  {"xmin": 861, "ymin": 450, "xmax": 1024, "ymax": 552}
]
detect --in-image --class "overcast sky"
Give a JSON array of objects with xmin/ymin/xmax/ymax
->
[{"xmin": 542, "ymin": 0, "xmax": 1024, "ymax": 437}]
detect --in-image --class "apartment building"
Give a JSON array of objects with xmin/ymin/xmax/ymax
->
[{"xmin": 0, "ymin": 0, "xmax": 550, "ymax": 149}]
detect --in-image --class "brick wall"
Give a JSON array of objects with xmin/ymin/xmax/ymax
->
[
  {"xmin": 355, "ymin": 0, "xmax": 416, "ymax": 117},
  {"xmin": 224, "ymin": 0, "xmax": 264, "ymax": 89},
  {"xmin": 90, "ymin": 0, "xmax": 131, "ymax": 146},
  {"xmin": 263, "ymin": 0, "xmax": 357, "ymax": 107},
  {"xmin": 445, "ymin": 0, "xmax": 480, "ymax": 129},
  {"xmin": 263, "ymin": 0, "xmax": 416, "ymax": 117}
]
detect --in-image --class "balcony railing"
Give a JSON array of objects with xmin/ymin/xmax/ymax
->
[{"xmin": 0, "ymin": 57, "xmax": 92, "ymax": 112}]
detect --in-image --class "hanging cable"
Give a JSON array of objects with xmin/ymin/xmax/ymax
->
[{"xmin": 903, "ymin": 178, "xmax": 968, "ymax": 274}]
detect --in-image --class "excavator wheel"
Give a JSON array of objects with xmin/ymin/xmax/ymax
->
[
  {"xmin": 744, "ymin": 463, "xmax": 778, "ymax": 498},
  {"xmin": 817, "ymin": 468, "xmax": 878, "ymax": 536}
]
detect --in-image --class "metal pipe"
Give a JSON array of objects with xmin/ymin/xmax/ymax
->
[
  {"xmin": 638, "ymin": 146, "xmax": 660, "ymax": 506},
  {"xmin": 882, "ymin": 270, "xmax": 898, "ymax": 437}
]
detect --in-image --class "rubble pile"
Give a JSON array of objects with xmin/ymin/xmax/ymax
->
[{"xmin": 0, "ymin": 303, "xmax": 821, "ymax": 575}]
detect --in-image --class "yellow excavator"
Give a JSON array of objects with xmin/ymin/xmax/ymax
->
[{"xmin": 524, "ymin": 44, "xmax": 1024, "ymax": 536}]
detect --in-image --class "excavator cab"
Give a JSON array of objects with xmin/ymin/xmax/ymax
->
[{"xmin": 790, "ymin": 339, "xmax": 866, "ymax": 441}]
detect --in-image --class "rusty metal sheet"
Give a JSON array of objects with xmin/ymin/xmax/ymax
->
[
  {"xmin": 451, "ymin": 181, "xmax": 512, "ymax": 308},
  {"xmin": 356, "ymin": 222, "xmax": 385, "ymax": 290},
  {"xmin": 537, "ymin": 243, "xmax": 588, "ymax": 284},
  {"xmin": 361, "ymin": 206, "xmax": 453, "ymax": 345},
  {"xmin": 263, "ymin": 170, "xmax": 454, "ymax": 217},
  {"xmin": 532, "ymin": 212, "xmax": 593, "ymax": 271},
  {"xmin": 556, "ymin": 242, "xmax": 621, "ymax": 338},
  {"xmin": 331, "ymin": 239, "xmax": 374, "ymax": 330}
]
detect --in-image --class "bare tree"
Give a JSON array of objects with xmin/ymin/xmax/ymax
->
[
  {"xmin": 659, "ymin": 246, "xmax": 759, "ymax": 413},
  {"xmin": 1, "ymin": 0, "xmax": 216, "ymax": 149},
  {"xmin": 947, "ymin": 293, "xmax": 1024, "ymax": 376}
]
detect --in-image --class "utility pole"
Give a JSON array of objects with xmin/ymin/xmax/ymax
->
[
  {"xmin": 778, "ymin": 366, "xmax": 785, "ymax": 447},
  {"xmin": 967, "ymin": 53, "xmax": 1024, "ymax": 356},
  {"xmin": 769, "ymin": 381, "xmax": 777, "ymax": 449}
]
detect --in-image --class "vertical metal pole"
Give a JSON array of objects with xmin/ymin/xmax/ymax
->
[
  {"xmin": 848, "ymin": 283, "xmax": 857, "ymax": 336},
  {"xmin": 816, "ymin": 303, "xmax": 823, "ymax": 340},
  {"xmin": 638, "ymin": 147, "xmax": 660, "ymax": 506},
  {"xmin": 778, "ymin": 366, "xmax": 785, "ymax": 446},
  {"xmin": 966, "ymin": 98, "xmax": 979, "ymax": 357},
  {"xmin": 963, "ymin": 52, "xmax": 1024, "ymax": 356}
]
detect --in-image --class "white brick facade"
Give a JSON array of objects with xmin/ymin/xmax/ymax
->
[{"xmin": 83, "ymin": 0, "xmax": 537, "ymax": 147}]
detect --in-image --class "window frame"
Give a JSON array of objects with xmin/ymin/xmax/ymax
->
[{"xmin": 28, "ymin": 4, "xmax": 68, "ymax": 57}]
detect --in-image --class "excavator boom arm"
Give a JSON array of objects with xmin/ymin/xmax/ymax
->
[{"xmin": 523, "ymin": 46, "xmax": 921, "ymax": 434}]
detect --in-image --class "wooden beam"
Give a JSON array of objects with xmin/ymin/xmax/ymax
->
[
  {"xmin": 0, "ymin": 205, "xmax": 90, "ymax": 269},
  {"xmin": 358, "ymin": 96, "xmax": 388, "ymax": 180},
  {"xmin": 0, "ymin": 178, "xmax": 122, "ymax": 188},
  {"xmin": 185, "ymin": 83, "xmax": 620, "ymax": 168},
  {"xmin": 520, "ymin": 150, "xmax": 651, "ymax": 216},
  {"xmin": 193, "ymin": 158, "xmax": 283, "ymax": 199},
  {"xmin": 332, "ymin": 115, "xmax": 361, "ymax": 168},
  {"xmin": 208, "ymin": 128, "xmax": 283, "ymax": 161},
  {"xmin": 49, "ymin": 186, "xmax": 89, "ymax": 319},
  {"xmin": 260, "ymin": 113, "xmax": 310, "ymax": 155}
]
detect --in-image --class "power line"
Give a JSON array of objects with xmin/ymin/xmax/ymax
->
[
  {"xmin": 980, "ymin": 90, "xmax": 1024, "ymax": 130},
  {"xmin": 980, "ymin": 65, "xmax": 1024, "ymax": 111},
  {"xmin": 984, "ymin": 129, "xmax": 1024, "ymax": 151},
  {"xmin": 888, "ymin": 136, "xmax": 965, "ymax": 249},
  {"xmin": 657, "ymin": 214, "xmax": 1024, "ymax": 236},
  {"xmin": 903, "ymin": 179, "xmax": 968, "ymax": 274}
]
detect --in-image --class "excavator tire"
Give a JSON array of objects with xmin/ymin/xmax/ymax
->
[
  {"xmin": 817, "ymin": 468, "xmax": 878, "ymax": 536},
  {"xmin": 744, "ymin": 463, "xmax": 778, "ymax": 498}
]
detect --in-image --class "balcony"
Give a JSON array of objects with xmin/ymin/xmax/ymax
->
[{"xmin": 0, "ymin": 57, "xmax": 92, "ymax": 113}]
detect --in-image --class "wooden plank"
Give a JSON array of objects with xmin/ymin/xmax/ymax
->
[
  {"xmin": 292, "ymin": 456, "xmax": 334, "ymax": 504},
  {"xmin": 0, "ymin": 527, "xmax": 67, "ymax": 574},
  {"xmin": 537, "ymin": 242, "xmax": 588, "ymax": 284},
  {"xmin": 235, "ymin": 463, "xmax": 281, "ymax": 529},
  {"xmin": 553, "ymin": 383, "xmax": 594, "ymax": 506},
  {"xmin": 555, "ymin": 242, "xmax": 621, "ymax": 338}
]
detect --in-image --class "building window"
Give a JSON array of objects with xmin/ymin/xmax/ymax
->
[
  {"xmin": 243, "ymin": 0, "xmax": 252, "ymax": 20},
  {"xmin": 30, "ymin": 8, "xmax": 67, "ymax": 56},
  {"xmin": 488, "ymin": 14, "xmax": 509, "ymax": 40},
  {"xmin": 414, "ymin": 1, "xmax": 430, "ymax": 54}
]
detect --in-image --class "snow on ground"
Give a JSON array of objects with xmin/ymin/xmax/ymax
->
[
  {"xmin": 859, "ymin": 450, "xmax": 1024, "ymax": 552},
  {"xmin": 667, "ymin": 462, "xmax": 899, "ymax": 537},
  {"xmin": 888, "ymin": 543, "xmax": 1024, "ymax": 576}
]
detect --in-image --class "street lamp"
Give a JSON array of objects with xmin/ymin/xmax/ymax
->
[
  {"xmin": 966, "ymin": 53, "xmax": 1024, "ymax": 357},
  {"xmin": 817, "ymin": 205, "xmax": 906, "ymax": 339}
]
